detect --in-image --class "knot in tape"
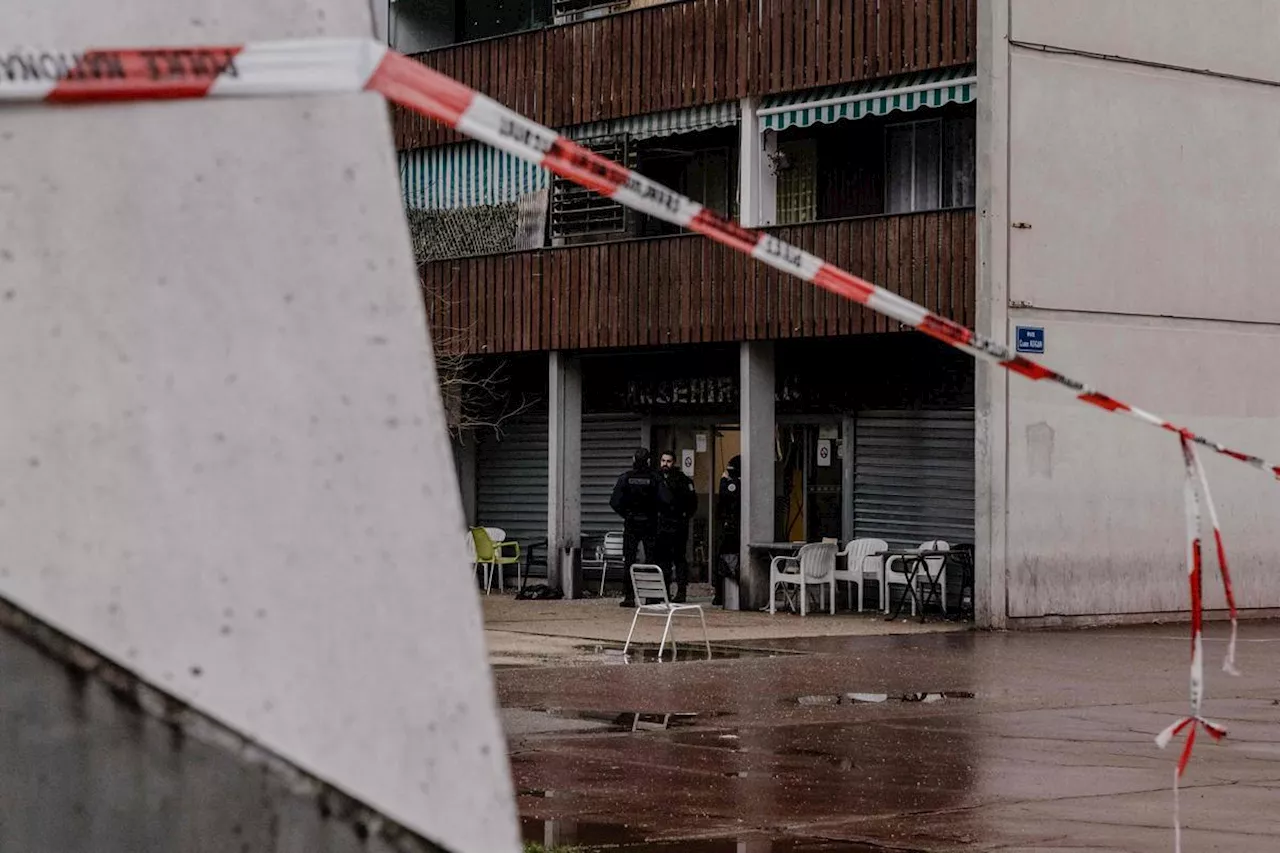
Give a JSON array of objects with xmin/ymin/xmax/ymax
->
[{"xmin": 1156, "ymin": 715, "xmax": 1228, "ymax": 777}]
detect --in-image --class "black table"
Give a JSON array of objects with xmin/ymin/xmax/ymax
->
[{"xmin": 879, "ymin": 549, "xmax": 950, "ymax": 622}]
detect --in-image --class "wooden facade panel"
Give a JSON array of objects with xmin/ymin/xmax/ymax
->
[
  {"xmin": 394, "ymin": 0, "xmax": 976, "ymax": 150},
  {"xmin": 423, "ymin": 211, "xmax": 974, "ymax": 355}
]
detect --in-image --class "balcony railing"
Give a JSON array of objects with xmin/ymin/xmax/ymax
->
[
  {"xmin": 423, "ymin": 208, "xmax": 975, "ymax": 355},
  {"xmin": 394, "ymin": 0, "xmax": 977, "ymax": 150}
]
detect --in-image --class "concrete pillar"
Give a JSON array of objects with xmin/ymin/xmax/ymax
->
[
  {"xmin": 547, "ymin": 351, "xmax": 583, "ymax": 595},
  {"xmin": 738, "ymin": 341, "xmax": 776, "ymax": 611},
  {"xmin": 841, "ymin": 415, "xmax": 856, "ymax": 544},
  {"xmin": 454, "ymin": 434, "xmax": 478, "ymax": 526},
  {"xmin": 738, "ymin": 98, "xmax": 777, "ymax": 228},
  {"xmin": 0, "ymin": 3, "xmax": 518, "ymax": 851},
  {"xmin": 975, "ymin": 0, "xmax": 1011, "ymax": 630}
]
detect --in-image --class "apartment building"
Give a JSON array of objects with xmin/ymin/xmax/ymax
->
[{"xmin": 390, "ymin": 0, "xmax": 979, "ymax": 613}]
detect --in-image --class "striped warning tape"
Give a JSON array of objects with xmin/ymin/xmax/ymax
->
[
  {"xmin": 1154, "ymin": 433, "xmax": 1234, "ymax": 852},
  {"xmin": 8, "ymin": 39, "xmax": 1259, "ymax": 479},
  {"xmin": 0, "ymin": 37, "xmax": 1277, "ymax": 480},
  {"xmin": 0, "ymin": 42, "xmax": 1265, "ymax": 841}
]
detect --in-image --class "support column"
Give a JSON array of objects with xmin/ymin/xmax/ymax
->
[
  {"xmin": 841, "ymin": 415, "xmax": 855, "ymax": 544},
  {"xmin": 454, "ymin": 434, "xmax": 478, "ymax": 527},
  {"xmin": 738, "ymin": 98, "xmax": 777, "ymax": 228},
  {"xmin": 547, "ymin": 351, "xmax": 582, "ymax": 596},
  {"xmin": 738, "ymin": 341, "xmax": 775, "ymax": 611},
  {"xmin": 975, "ymin": 0, "xmax": 1011, "ymax": 629}
]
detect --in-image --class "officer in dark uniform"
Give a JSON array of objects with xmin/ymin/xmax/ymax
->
[
  {"xmin": 610, "ymin": 448, "xmax": 660, "ymax": 607},
  {"xmin": 656, "ymin": 450, "xmax": 698, "ymax": 603},
  {"xmin": 713, "ymin": 455, "xmax": 742, "ymax": 607}
]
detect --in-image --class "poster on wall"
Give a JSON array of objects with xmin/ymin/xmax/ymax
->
[{"xmin": 682, "ymin": 449, "xmax": 695, "ymax": 477}]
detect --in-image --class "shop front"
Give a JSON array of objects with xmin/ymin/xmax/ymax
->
[{"xmin": 462, "ymin": 335, "xmax": 975, "ymax": 607}]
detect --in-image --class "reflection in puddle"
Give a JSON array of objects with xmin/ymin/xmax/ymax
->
[
  {"xmin": 587, "ymin": 645, "xmax": 793, "ymax": 664},
  {"xmin": 533, "ymin": 707, "xmax": 722, "ymax": 732},
  {"xmin": 798, "ymin": 691, "xmax": 976, "ymax": 706},
  {"xmin": 521, "ymin": 817, "xmax": 881, "ymax": 852}
]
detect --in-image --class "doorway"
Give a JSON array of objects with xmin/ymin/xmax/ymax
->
[
  {"xmin": 652, "ymin": 423, "xmax": 739, "ymax": 583},
  {"xmin": 775, "ymin": 421, "xmax": 844, "ymax": 544}
]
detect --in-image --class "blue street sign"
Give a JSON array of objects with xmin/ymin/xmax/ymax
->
[{"xmin": 1016, "ymin": 326, "xmax": 1045, "ymax": 354}]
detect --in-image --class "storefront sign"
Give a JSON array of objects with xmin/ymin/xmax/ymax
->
[{"xmin": 625, "ymin": 376, "xmax": 736, "ymax": 408}]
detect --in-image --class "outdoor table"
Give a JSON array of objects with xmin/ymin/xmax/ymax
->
[
  {"xmin": 746, "ymin": 542, "xmax": 807, "ymax": 612},
  {"xmin": 879, "ymin": 548, "xmax": 950, "ymax": 622}
]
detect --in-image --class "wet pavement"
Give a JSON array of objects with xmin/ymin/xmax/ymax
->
[{"xmin": 498, "ymin": 622, "xmax": 1280, "ymax": 851}]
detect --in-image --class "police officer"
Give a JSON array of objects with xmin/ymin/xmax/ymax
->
[
  {"xmin": 609, "ymin": 448, "xmax": 660, "ymax": 607},
  {"xmin": 656, "ymin": 450, "xmax": 697, "ymax": 603},
  {"xmin": 713, "ymin": 455, "xmax": 742, "ymax": 607}
]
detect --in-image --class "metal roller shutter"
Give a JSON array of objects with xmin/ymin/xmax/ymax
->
[
  {"xmin": 580, "ymin": 414, "xmax": 643, "ymax": 538},
  {"xmin": 475, "ymin": 412, "xmax": 549, "ymax": 548},
  {"xmin": 853, "ymin": 410, "xmax": 975, "ymax": 548}
]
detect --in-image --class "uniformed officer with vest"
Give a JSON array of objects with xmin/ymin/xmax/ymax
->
[
  {"xmin": 713, "ymin": 455, "xmax": 742, "ymax": 607},
  {"xmin": 656, "ymin": 450, "xmax": 698, "ymax": 603},
  {"xmin": 609, "ymin": 448, "xmax": 660, "ymax": 607}
]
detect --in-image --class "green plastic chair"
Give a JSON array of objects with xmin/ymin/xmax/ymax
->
[{"xmin": 470, "ymin": 527, "xmax": 521, "ymax": 594}]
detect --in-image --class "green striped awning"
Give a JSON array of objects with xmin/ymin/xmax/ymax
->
[
  {"xmin": 566, "ymin": 101, "xmax": 740, "ymax": 142},
  {"xmin": 759, "ymin": 65, "xmax": 976, "ymax": 132},
  {"xmin": 399, "ymin": 141, "xmax": 549, "ymax": 211}
]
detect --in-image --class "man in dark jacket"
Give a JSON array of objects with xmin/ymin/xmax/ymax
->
[
  {"xmin": 610, "ymin": 448, "xmax": 660, "ymax": 607},
  {"xmin": 656, "ymin": 450, "xmax": 698, "ymax": 603},
  {"xmin": 713, "ymin": 455, "xmax": 742, "ymax": 607}
]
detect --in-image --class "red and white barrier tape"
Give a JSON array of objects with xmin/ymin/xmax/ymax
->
[
  {"xmin": 1155, "ymin": 435, "xmax": 1236, "ymax": 852},
  {"xmin": 1, "ymin": 39, "xmax": 1267, "ymax": 846},
  {"xmin": 2, "ymin": 38, "xmax": 1275, "ymax": 483}
]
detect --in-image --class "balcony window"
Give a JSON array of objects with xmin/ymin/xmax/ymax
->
[
  {"xmin": 388, "ymin": 0, "xmax": 551, "ymax": 50},
  {"xmin": 552, "ymin": 126, "xmax": 739, "ymax": 244},
  {"xmin": 550, "ymin": 135, "xmax": 633, "ymax": 244},
  {"xmin": 886, "ymin": 114, "xmax": 976, "ymax": 214},
  {"xmin": 775, "ymin": 140, "xmax": 818, "ymax": 225}
]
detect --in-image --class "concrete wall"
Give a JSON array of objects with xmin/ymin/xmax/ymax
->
[
  {"xmin": 979, "ymin": 0, "xmax": 1280, "ymax": 621},
  {"xmin": 0, "ymin": 2, "xmax": 517, "ymax": 851},
  {"xmin": 0, "ymin": 612, "xmax": 444, "ymax": 853}
]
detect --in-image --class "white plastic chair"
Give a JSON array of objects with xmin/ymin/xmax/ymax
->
[
  {"xmin": 885, "ymin": 540, "xmax": 950, "ymax": 616},
  {"xmin": 622, "ymin": 564, "xmax": 710, "ymax": 661},
  {"xmin": 480, "ymin": 526, "xmax": 521, "ymax": 593},
  {"xmin": 597, "ymin": 531, "xmax": 626, "ymax": 596},
  {"xmin": 769, "ymin": 542, "xmax": 837, "ymax": 616},
  {"xmin": 833, "ymin": 538, "xmax": 888, "ymax": 612}
]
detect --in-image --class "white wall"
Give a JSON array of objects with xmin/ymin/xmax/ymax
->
[
  {"xmin": 0, "ymin": 3, "xmax": 518, "ymax": 851},
  {"xmin": 980, "ymin": 0, "xmax": 1280, "ymax": 619}
]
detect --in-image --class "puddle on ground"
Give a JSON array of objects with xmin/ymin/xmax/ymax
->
[
  {"xmin": 583, "ymin": 644, "xmax": 798, "ymax": 664},
  {"xmin": 522, "ymin": 817, "xmax": 881, "ymax": 852},
  {"xmin": 532, "ymin": 707, "xmax": 727, "ymax": 732},
  {"xmin": 797, "ymin": 690, "xmax": 976, "ymax": 706}
]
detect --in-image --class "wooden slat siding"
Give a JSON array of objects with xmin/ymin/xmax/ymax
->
[
  {"xmin": 954, "ymin": 210, "xmax": 967, "ymax": 324},
  {"xmin": 941, "ymin": 0, "xmax": 954, "ymax": 65},
  {"xmin": 888, "ymin": 0, "xmax": 901, "ymax": 77},
  {"xmin": 964, "ymin": 0, "xmax": 976, "ymax": 61},
  {"xmin": 422, "ymin": 211, "xmax": 975, "ymax": 355},
  {"xmin": 805, "ymin": 0, "xmax": 819, "ymax": 89},
  {"xmin": 530, "ymin": 253, "xmax": 540, "ymax": 352},
  {"xmin": 903, "ymin": 0, "xmax": 917, "ymax": 69},
  {"xmin": 964, "ymin": 210, "xmax": 977, "ymax": 327},
  {"xmin": 923, "ymin": 212, "xmax": 937, "ymax": 329},
  {"xmin": 392, "ymin": 1, "xmax": 977, "ymax": 151},
  {"xmin": 680, "ymin": 237, "xmax": 692, "ymax": 343},
  {"xmin": 928, "ymin": 0, "xmax": 940, "ymax": 66}
]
